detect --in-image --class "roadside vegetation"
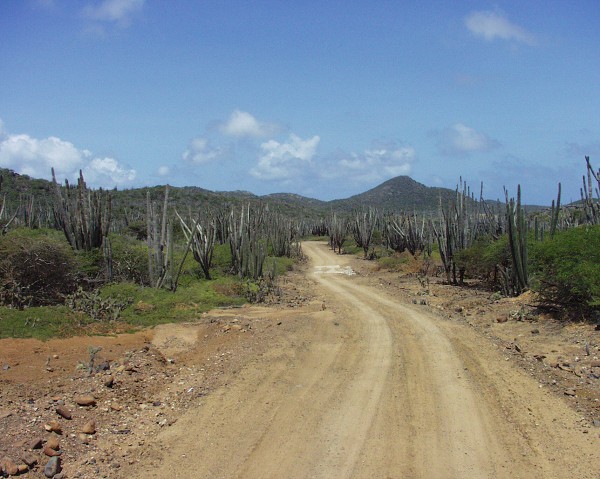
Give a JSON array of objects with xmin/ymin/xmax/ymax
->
[{"xmin": 0, "ymin": 156, "xmax": 598, "ymax": 339}]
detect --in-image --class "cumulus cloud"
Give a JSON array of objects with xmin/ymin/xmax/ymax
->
[
  {"xmin": 0, "ymin": 121, "xmax": 136, "ymax": 187},
  {"xmin": 220, "ymin": 110, "xmax": 279, "ymax": 138},
  {"xmin": 465, "ymin": 10, "xmax": 536, "ymax": 46},
  {"xmin": 328, "ymin": 143, "xmax": 416, "ymax": 183},
  {"xmin": 434, "ymin": 123, "xmax": 499, "ymax": 157},
  {"xmin": 250, "ymin": 134, "xmax": 320, "ymax": 180},
  {"xmin": 182, "ymin": 137, "xmax": 224, "ymax": 164},
  {"xmin": 83, "ymin": 0, "xmax": 145, "ymax": 26},
  {"xmin": 157, "ymin": 165, "xmax": 170, "ymax": 176},
  {"xmin": 83, "ymin": 157, "xmax": 136, "ymax": 186}
]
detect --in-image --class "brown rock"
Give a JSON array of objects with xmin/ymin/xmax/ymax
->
[
  {"xmin": 44, "ymin": 420, "xmax": 62, "ymax": 434},
  {"xmin": 29, "ymin": 438, "xmax": 44, "ymax": 449},
  {"xmin": 564, "ymin": 388, "xmax": 577, "ymax": 396},
  {"xmin": 56, "ymin": 405, "xmax": 72, "ymax": 420},
  {"xmin": 110, "ymin": 403, "xmax": 123, "ymax": 411},
  {"xmin": 21, "ymin": 453, "xmax": 38, "ymax": 467},
  {"xmin": 43, "ymin": 446, "xmax": 61, "ymax": 457},
  {"xmin": 81, "ymin": 420, "xmax": 96, "ymax": 435},
  {"xmin": 46, "ymin": 436, "xmax": 60, "ymax": 450},
  {"xmin": 74, "ymin": 395, "xmax": 96, "ymax": 407},
  {"xmin": 1, "ymin": 458, "xmax": 18, "ymax": 476},
  {"xmin": 17, "ymin": 464, "xmax": 28, "ymax": 473},
  {"xmin": 591, "ymin": 360, "xmax": 600, "ymax": 368},
  {"xmin": 78, "ymin": 433, "xmax": 90, "ymax": 444},
  {"xmin": 104, "ymin": 375, "xmax": 115, "ymax": 388},
  {"xmin": 496, "ymin": 316, "xmax": 508, "ymax": 323}
]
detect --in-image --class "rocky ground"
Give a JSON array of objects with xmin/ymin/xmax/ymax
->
[{"xmin": 0, "ymin": 249, "xmax": 598, "ymax": 478}]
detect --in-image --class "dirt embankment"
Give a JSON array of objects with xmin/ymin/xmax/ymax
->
[{"xmin": 1, "ymin": 241, "xmax": 598, "ymax": 478}]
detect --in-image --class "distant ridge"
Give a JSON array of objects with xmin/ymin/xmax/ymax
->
[{"xmin": 0, "ymin": 167, "xmax": 542, "ymax": 218}]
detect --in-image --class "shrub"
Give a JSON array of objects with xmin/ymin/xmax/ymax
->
[
  {"xmin": 529, "ymin": 225, "xmax": 600, "ymax": 318},
  {"xmin": 0, "ymin": 228, "xmax": 78, "ymax": 308},
  {"xmin": 106, "ymin": 233, "xmax": 150, "ymax": 285}
]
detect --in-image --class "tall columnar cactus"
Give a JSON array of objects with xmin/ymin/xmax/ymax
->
[
  {"xmin": 228, "ymin": 204, "xmax": 267, "ymax": 280},
  {"xmin": 580, "ymin": 156, "xmax": 600, "ymax": 224},
  {"xmin": 387, "ymin": 211, "xmax": 427, "ymax": 256},
  {"xmin": 352, "ymin": 208, "xmax": 377, "ymax": 258},
  {"xmin": 504, "ymin": 185, "xmax": 528, "ymax": 295},
  {"xmin": 146, "ymin": 186, "xmax": 172, "ymax": 288},
  {"xmin": 177, "ymin": 211, "xmax": 217, "ymax": 280},
  {"xmin": 51, "ymin": 168, "xmax": 111, "ymax": 251},
  {"xmin": 327, "ymin": 212, "xmax": 347, "ymax": 254}
]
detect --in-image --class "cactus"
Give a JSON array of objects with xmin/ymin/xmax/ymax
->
[
  {"xmin": 580, "ymin": 156, "xmax": 600, "ymax": 224},
  {"xmin": 51, "ymin": 169, "xmax": 111, "ymax": 251},
  {"xmin": 146, "ymin": 186, "xmax": 172, "ymax": 288},
  {"xmin": 352, "ymin": 208, "xmax": 377, "ymax": 258},
  {"xmin": 327, "ymin": 212, "xmax": 347, "ymax": 254},
  {"xmin": 504, "ymin": 185, "xmax": 528, "ymax": 295},
  {"xmin": 177, "ymin": 210, "xmax": 217, "ymax": 280}
]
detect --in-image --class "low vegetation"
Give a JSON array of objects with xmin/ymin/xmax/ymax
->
[{"xmin": 0, "ymin": 156, "xmax": 598, "ymax": 339}]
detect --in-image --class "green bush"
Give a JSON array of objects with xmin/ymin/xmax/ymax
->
[
  {"xmin": 454, "ymin": 235, "xmax": 511, "ymax": 286},
  {"xmin": 0, "ymin": 228, "xmax": 78, "ymax": 308},
  {"xmin": 529, "ymin": 225, "xmax": 600, "ymax": 317},
  {"xmin": 106, "ymin": 233, "xmax": 150, "ymax": 285}
]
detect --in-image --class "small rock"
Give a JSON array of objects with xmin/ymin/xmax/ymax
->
[
  {"xmin": 564, "ymin": 389, "xmax": 577, "ymax": 396},
  {"xmin": 2, "ymin": 364, "xmax": 9, "ymax": 370},
  {"xmin": 78, "ymin": 433, "xmax": 90, "ymax": 444},
  {"xmin": 46, "ymin": 436, "xmax": 60, "ymax": 450},
  {"xmin": 43, "ymin": 445, "xmax": 61, "ymax": 457},
  {"xmin": 591, "ymin": 360, "xmax": 600, "ymax": 368},
  {"xmin": 104, "ymin": 376, "xmax": 115, "ymax": 388},
  {"xmin": 74, "ymin": 395, "xmax": 96, "ymax": 407},
  {"xmin": 496, "ymin": 316, "xmax": 508, "ymax": 323},
  {"xmin": 531, "ymin": 329, "xmax": 540, "ymax": 334},
  {"xmin": 110, "ymin": 403, "xmax": 123, "ymax": 411},
  {"xmin": 45, "ymin": 420, "xmax": 62, "ymax": 434},
  {"xmin": 455, "ymin": 306, "xmax": 463, "ymax": 313},
  {"xmin": 1, "ymin": 458, "xmax": 18, "ymax": 476},
  {"xmin": 17, "ymin": 463, "xmax": 29, "ymax": 473},
  {"xmin": 21, "ymin": 453, "xmax": 38, "ymax": 467},
  {"xmin": 81, "ymin": 420, "xmax": 96, "ymax": 435},
  {"xmin": 56, "ymin": 405, "xmax": 72, "ymax": 420},
  {"xmin": 44, "ymin": 457, "xmax": 61, "ymax": 478},
  {"xmin": 29, "ymin": 438, "xmax": 44, "ymax": 449},
  {"xmin": 514, "ymin": 343, "xmax": 522, "ymax": 353},
  {"xmin": 593, "ymin": 419, "xmax": 600, "ymax": 427}
]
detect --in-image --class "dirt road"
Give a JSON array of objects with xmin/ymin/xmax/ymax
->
[{"xmin": 122, "ymin": 242, "xmax": 598, "ymax": 479}]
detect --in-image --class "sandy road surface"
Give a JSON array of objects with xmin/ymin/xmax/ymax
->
[{"xmin": 122, "ymin": 242, "xmax": 598, "ymax": 479}]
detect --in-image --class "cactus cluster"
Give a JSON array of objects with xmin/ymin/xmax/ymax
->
[{"xmin": 52, "ymin": 169, "xmax": 111, "ymax": 251}]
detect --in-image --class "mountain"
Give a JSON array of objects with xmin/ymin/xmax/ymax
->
[
  {"xmin": 328, "ymin": 176, "xmax": 459, "ymax": 213},
  {"xmin": 1, "ymin": 167, "xmax": 542, "ymax": 220}
]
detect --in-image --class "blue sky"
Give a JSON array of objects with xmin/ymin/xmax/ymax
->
[{"xmin": 1, "ymin": 0, "xmax": 599, "ymax": 204}]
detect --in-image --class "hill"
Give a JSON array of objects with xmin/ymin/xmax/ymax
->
[
  {"xmin": 1, "ymin": 167, "xmax": 545, "ymax": 221},
  {"xmin": 328, "ymin": 176, "xmax": 459, "ymax": 213}
]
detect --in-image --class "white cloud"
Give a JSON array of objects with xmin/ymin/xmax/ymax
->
[
  {"xmin": 182, "ymin": 137, "xmax": 224, "ymax": 164},
  {"xmin": 0, "ymin": 123, "xmax": 136, "ymax": 187},
  {"xmin": 83, "ymin": 157, "xmax": 136, "ymax": 186},
  {"xmin": 220, "ymin": 110, "xmax": 278, "ymax": 138},
  {"xmin": 251, "ymin": 134, "xmax": 320, "ymax": 180},
  {"xmin": 465, "ymin": 10, "xmax": 536, "ymax": 46},
  {"xmin": 434, "ymin": 123, "xmax": 499, "ymax": 157},
  {"xmin": 83, "ymin": 0, "xmax": 145, "ymax": 26},
  {"xmin": 157, "ymin": 165, "xmax": 170, "ymax": 176},
  {"xmin": 330, "ymin": 144, "xmax": 416, "ymax": 183}
]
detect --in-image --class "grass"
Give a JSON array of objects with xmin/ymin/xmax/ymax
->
[{"xmin": 0, "ymin": 277, "xmax": 247, "ymax": 340}]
